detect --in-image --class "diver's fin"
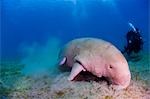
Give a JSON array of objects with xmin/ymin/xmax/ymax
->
[
  {"xmin": 128, "ymin": 22, "xmax": 136, "ymax": 32},
  {"xmin": 59, "ymin": 57, "xmax": 67, "ymax": 66},
  {"xmin": 68, "ymin": 63, "xmax": 84, "ymax": 81}
]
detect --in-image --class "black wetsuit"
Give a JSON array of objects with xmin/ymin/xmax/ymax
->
[{"xmin": 123, "ymin": 29, "xmax": 143, "ymax": 55}]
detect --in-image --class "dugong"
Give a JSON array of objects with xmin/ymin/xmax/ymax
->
[{"xmin": 58, "ymin": 38, "xmax": 131, "ymax": 89}]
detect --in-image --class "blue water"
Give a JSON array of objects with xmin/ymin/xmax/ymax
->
[
  {"xmin": 1, "ymin": 0, "xmax": 149, "ymax": 60},
  {"xmin": 0, "ymin": 1, "xmax": 150, "ymax": 98}
]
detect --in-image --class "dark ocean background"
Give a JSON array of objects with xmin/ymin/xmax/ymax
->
[{"xmin": 1, "ymin": 0, "xmax": 149, "ymax": 60}]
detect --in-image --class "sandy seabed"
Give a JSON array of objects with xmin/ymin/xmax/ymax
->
[
  {"xmin": 1, "ymin": 53, "xmax": 150, "ymax": 99},
  {"xmin": 3, "ymin": 73, "xmax": 148, "ymax": 99}
]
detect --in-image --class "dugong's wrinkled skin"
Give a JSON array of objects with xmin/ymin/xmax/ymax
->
[{"xmin": 59, "ymin": 38, "xmax": 131, "ymax": 89}]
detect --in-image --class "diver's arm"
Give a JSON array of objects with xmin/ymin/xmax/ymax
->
[{"xmin": 128, "ymin": 22, "xmax": 136, "ymax": 32}]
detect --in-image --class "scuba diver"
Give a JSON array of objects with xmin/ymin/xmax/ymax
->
[{"xmin": 123, "ymin": 22, "xmax": 144, "ymax": 57}]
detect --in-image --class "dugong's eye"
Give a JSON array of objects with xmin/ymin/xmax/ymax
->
[{"xmin": 109, "ymin": 65, "xmax": 113, "ymax": 69}]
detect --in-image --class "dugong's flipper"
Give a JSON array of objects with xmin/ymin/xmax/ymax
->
[
  {"xmin": 59, "ymin": 57, "xmax": 67, "ymax": 65},
  {"xmin": 68, "ymin": 63, "xmax": 86, "ymax": 81}
]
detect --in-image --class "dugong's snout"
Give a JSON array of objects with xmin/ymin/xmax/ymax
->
[{"xmin": 113, "ymin": 73, "xmax": 131, "ymax": 89}]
